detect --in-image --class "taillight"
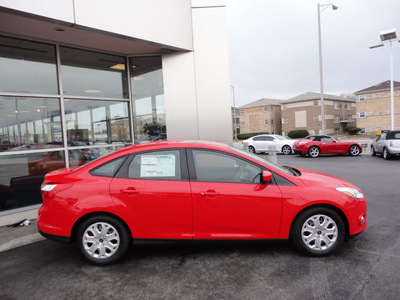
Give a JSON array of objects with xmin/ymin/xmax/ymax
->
[
  {"xmin": 41, "ymin": 183, "xmax": 72, "ymax": 199},
  {"xmin": 390, "ymin": 141, "xmax": 393, "ymax": 147}
]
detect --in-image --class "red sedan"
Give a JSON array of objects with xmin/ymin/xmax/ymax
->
[
  {"xmin": 293, "ymin": 135, "xmax": 362, "ymax": 158},
  {"xmin": 38, "ymin": 141, "xmax": 367, "ymax": 265}
]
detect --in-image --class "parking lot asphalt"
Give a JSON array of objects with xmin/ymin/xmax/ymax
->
[{"xmin": 0, "ymin": 153, "xmax": 399, "ymax": 299}]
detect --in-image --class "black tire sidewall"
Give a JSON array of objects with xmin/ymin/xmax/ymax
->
[
  {"xmin": 290, "ymin": 207, "xmax": 345, "ymax": 256},
  {"xmin": 77, "ymin": 215, "xmax": 131, "ymax": 265}
]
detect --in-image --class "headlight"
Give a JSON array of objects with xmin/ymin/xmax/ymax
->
[{"xmin": 336, "ymin": 187, "xmax": 364, "ymax": 199}]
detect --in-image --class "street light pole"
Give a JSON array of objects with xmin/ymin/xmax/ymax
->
[
  {"xmin": 318, "ymin": 3, "xmax": 338, "ymax": 135},
  {"xmin": 369, "ymin": 28, "xmax": 398, "ymax": 131}
]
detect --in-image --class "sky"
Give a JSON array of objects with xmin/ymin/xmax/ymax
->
[{"xmin": 226, "ymin": 0, "xmax": 400, "ymax": 107}]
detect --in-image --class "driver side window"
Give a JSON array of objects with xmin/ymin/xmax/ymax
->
[{"xmin": 192, "ymin": 150, "xmax": 262, "ymax": 184}]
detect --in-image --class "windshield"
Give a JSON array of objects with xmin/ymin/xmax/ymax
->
[
  {"xmin": 274, "ymin": 135, "xmax": 288, "ymax": 141},
  {"xmin": 229, "ymin": 146, "xmax": 295, "ymax": 176}
]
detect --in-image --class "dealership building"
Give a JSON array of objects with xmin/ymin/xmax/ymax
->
[{"xmin": 0, "ymin": 0, "xmax": 232, "ymax": 225}]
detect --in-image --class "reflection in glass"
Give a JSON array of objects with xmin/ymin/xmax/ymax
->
[
  {"xmin": 60, "ymin": 47, "xmax": 128, "ymax": 99},
  {"xmin": 0, "ymin": 36, "xmax": 58, "ymax": 94},
  {"xmin": 71, "ymin": 145, "xmax": 126, "ymax": 167},
  {"xmin": 0, "ymin": 97, "xmax": 62, "ymax": 151},
  {"xmin": 64, "ymin": 99, "xmax": 131, "ymax": 145},
  {"xmin": 0, "ymin": 151, "xmax": 64, "ymax": 211},
  {"xmin": 130, "ymin": 57, "xmax": 166, "ymax": 143}
]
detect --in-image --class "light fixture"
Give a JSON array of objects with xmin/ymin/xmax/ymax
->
[
  {"xmin": 37, "ymin": 109, "xmax": 41, "ymax": 112},
  {"xmin": 380, "ymin": 28, "xmax": 397, "ymax": 42},
  {"xmin": 14, "ymin": 110, "xmax": 18, "ymax": 113},
  {"xmin": 133, "ymin": 76, "xmax": 143, "ymax": 81},
  {"xmin": 85, "ymin": 90, "xmax": 101, "ymax": 93},
  {"xmin": 110, "ymin": 64, "xmax": 126, "ymax": 70}
]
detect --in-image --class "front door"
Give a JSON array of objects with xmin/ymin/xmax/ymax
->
[{"xmin": 188, "ymin": 149, "xmax": 283, "ymax": 239}]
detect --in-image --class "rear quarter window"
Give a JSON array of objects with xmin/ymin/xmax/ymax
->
[{"xmin": 89, "ymin": 156, "xmax": 127, "ymax": 177}]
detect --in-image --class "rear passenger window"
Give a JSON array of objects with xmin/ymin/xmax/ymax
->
[
  {"xmin": 90, "ymin": 156, "xmax": 126, "ymax": 177},
  {"xmin": 128, "ymin": 150, "xmax": 181, "ymax": 180}
]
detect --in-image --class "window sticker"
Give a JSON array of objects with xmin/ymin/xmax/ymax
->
[{"xmin": 140, "ymin": 155, "xmax": 176, "ymax": 177}]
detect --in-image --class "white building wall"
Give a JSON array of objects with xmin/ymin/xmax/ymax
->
[
  {"xmin": 191, "ymin": 1, "xmax": 232, "ymax": 144},
  {"xmin": 0, "ymin": 0, "xmax": 193, "ymax": 50}
]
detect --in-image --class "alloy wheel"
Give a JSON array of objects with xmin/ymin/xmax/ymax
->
[
  {"xmin": 308, "ymin": 146, "xmax": 320, "ymax": 158},
  {"xmin": 349, "ymin": 145, "xmax": 360, "ymax": 156},
  {"xmin": 282, "ymin": 145, "xmax": 291, "ymax": 155}
]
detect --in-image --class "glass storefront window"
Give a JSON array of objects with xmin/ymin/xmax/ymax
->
[
  {"xmin": 64, "ymin": 99, "xmax": 131, "ymax": 145},
  {"xmin": 130, "ymin": 57, "xmax": 166, "ymax": 143},
  {"xmin": 0, "ymin": 36, "xmax": 58, "ymax": 94},
  {"xmin": 0, "ymin": 151, "xmax": 65, "ymax": 211},
  {"xmin": 60, "ymin": 47, "xmax": 129, "ymax": 99},
  {"xmin": 0, "ymin": 97, "xmax": 62, "ymax": 151}
]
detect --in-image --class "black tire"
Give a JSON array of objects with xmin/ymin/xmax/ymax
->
[
  {"xmin": 348, "ymin": 145, "xmax": 361, "ymax": 156},
  {"xmin": 383, "ymin": 148, "xmax": 391, "ymax": 160},
  {"xmin": 371, "ymin": 146, "xmax": 376, "ymax": 156},
  {"xmin": 77, "ymin": 215, "xmax": 131, "ymax": 265},
  {"xmin": 248, "ymin": 146, "xmax": 256, "ymax": 154},
  {"xmin": 308, "ymin": 146, "xmax": 320, "ymax": 158},
  {"xmin": 290, "ymin": 207, "xmax": 345, "ymax": 256},
  {"xmin": 282, "ymin": 145, "xmax": 292, "ymax": 155}
]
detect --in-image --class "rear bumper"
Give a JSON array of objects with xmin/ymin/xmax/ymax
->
[{"xmin": 38, "ymin": 229, "xmax": 71, "ymax": 243}]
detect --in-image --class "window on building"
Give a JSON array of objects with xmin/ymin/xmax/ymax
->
[
  {"xmin": 313, "ymin": 116, "xmax": 320, "ymax": 122},
  {"xmin": 315, "ymin": 130, "xmax": 320, "ymax": 134},
  {"xmin": 282, "ymin": 105, "xmax": 288, "ymax": 110},
  {"xmin": 130, "ymin": 57, "xmax": 165, "ymax": 144},
  {"xmin": 334, "ymin": 128, "xmax": 339, "ymax": 134},
  {"xmin": 0, "ymin": 36, "xmax": 59, "ymax": 94},
  {"xmin": 347, "ymin": 103, "xmax": 352, "ymax": 110},
  {"xmin": 334, "ymin": 115, "xmax": 339, "ymax": 123},
  {"xmin": 313, "ymin": 100, "xmax": 318, "ymax": 106},
  {"xmin": 264, "ymin": 120, "xmax": 268, "ymax": 125},
  {"xmin": 60, "ymin": 47, "xmax": 129, "ymax": 99},
  {"xmin": 359, "ymin": 112, "xmax": 366, "ymax": 118},
  {"xmin": 241, "ymin": 109, "xmax": 244, "ymax": 115},
  {"xmin": 241, "ymin": 121, "xmax": 245, "ymax": 126},
  {"xmin": 271, "ymin": 106, "xmax": 274, "ymax": 111},
  {"xmin": 264, "ymin": 107, "xmax": 268, "ymax": 112},
  {"xmin": 64, "ymin": 99, "xmax": 130, "ymax": 145},
  {"xmin": 334, "ymin": 101, "xmax": 339, "ymax": 109},
  {"xmin": 358, "ymin": 96, "xmax": 366, "ymax": 102},
  {"xmin": 360, "ymin": 128, "xmax": 366, "ymax": 134},
  {"xmin": 271, "ymin": 119, "xmax": 274, "ymax": 125},
  {"xmin": 282, "ymin": 118, "xmax": 288, "ymax": 124}
]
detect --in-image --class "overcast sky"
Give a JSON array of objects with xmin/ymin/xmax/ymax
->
[{"xmin": 226, "ymin": 0, "xmax": 400, "ymax": 107}]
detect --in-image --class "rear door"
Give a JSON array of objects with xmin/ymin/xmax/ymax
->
[{"xmin": 109, "ymin": 148, "xmax": 193, "ymax": 239}]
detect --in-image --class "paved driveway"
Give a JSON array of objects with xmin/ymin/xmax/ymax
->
[{"xmin": 0, "ymin": 154, "xmax": 399, "ymax": 299}]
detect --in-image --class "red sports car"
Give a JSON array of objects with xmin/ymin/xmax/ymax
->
[
  {"xmin": 38, "ymin": 141, "xmax": 367, "ymax": 265},
  {"xmin": 293, "ymin": 135, "xmax": 362, "ymax": 158}
]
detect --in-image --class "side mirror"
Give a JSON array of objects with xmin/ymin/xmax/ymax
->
[{"xmin": 262, "ymin": 170, "xmax": 273, "ymax": 184}]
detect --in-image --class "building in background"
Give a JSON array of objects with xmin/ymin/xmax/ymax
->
[
  {"xmin": 281, "ymin": 92, "xmax": 356, "ymax": 136},
  {"xmin": 239, "ymin": 99, "xmax": 283, "ymax": 135},
  {"xmin": 354, "ymin": 80, "xmax": 400, "ymax": 135},
  {"xmin": 0, "ymin": 0, "xmax": 232, "ymax": 225},
  {"xmin": 231, "ymin": 107, "xmax": 240, "ymax": 138}
]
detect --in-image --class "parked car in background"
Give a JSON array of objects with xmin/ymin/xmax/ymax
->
[
  {"xmin": 371, "ymin": 131, "xmax": 400, "ymax": 160},
  {"xmin": 242, "ymin": 134, "xmax": 295, "ymax": 155},
  {"xmin": 38, "ymin": 140, "xmax": 367, "ymax": 265},
  {"xmin": 293, "ymin": 135, "xmax": 362, "ymax": 158}
]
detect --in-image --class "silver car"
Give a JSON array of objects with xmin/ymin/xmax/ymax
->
[{"xmin": 371, "ymin": 131, "xmax": 400, "ymax": 160}]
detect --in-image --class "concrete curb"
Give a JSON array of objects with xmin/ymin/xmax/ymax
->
[{"xmin": 0, "ymin": 233, "xmax": 45, "ymax": 253}]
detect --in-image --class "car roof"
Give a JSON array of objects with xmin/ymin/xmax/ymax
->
[{"xmin": 117, "ymin": 140, "xmax": 230, "ymax": 154}]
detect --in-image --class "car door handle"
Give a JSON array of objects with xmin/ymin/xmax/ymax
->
[
  {"xmin": 120, "ymin": 188, "xmax": 139, "ymax": 195},
  {"xmin": 200, "ymin": 190, "xmax": 220, "ymax": 197}
]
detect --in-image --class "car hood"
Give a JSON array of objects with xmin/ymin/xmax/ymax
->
[{"xmin": 297, "ymin": 168, "xmax": 357, "ymax": 189}]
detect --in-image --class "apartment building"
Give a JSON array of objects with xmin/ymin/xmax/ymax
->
[
  {"xmin": 281, "ymin": 92, "xmax": 356, "ymax": 136},
  {"xmin": 238, "ymin": 99, "xmax": 283, "ymax": 135},
  {"xmin": 354, "ymin": 80, "xmax": 400, "ymax": 135}
]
